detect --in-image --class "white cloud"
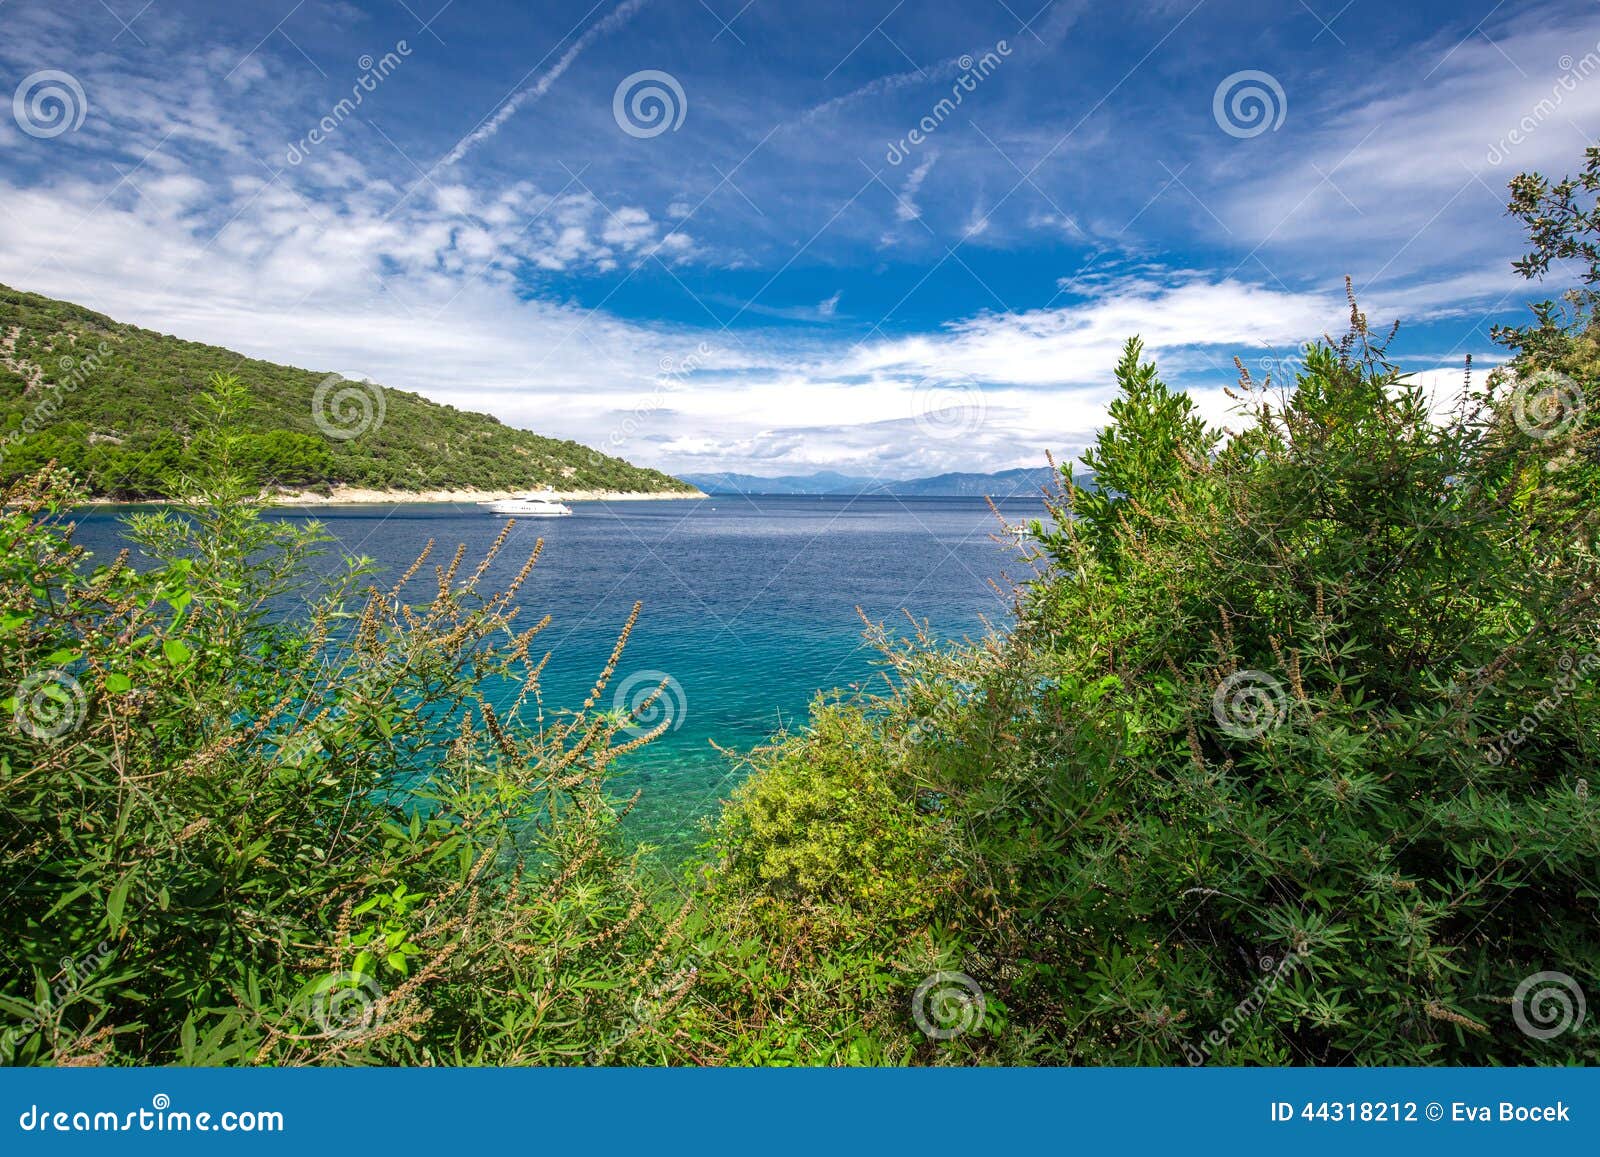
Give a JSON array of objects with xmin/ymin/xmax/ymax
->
[
  {"xmin": 895, "ymin": 152, "xmax": 936, "ymax": 222},
  {"xmin": 847, "ymin": 274, "xmax": 1337, "ymax": 387},
  {"xmin": 0, "ymin": 162, "xmax": 1497, "ymax": 478},
  {"xmin": 961, "ymin": 201, "xmax": 991, "ymax": 239},
  {"xmin": 1219, "ymin": 16, "xmax": 1600, "ymax": 290}
]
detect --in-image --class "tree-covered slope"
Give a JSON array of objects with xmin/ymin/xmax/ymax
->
[{"xmin": 0, "ymin": 284, "xmax": 696, "ymax": 499}]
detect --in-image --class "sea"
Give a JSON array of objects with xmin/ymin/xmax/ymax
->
[{"xmin": 68, "ymin": 494, "xmax": 1040, "ymax": 864}]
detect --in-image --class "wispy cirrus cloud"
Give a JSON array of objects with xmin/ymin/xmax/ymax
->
[
  {"xmin": 1212, "ymin": 16, "xmax": 1600, "ymax": 293},
  {"xmin": 895, "ymin": 152, "xmax": 937, "ymax": 221}
]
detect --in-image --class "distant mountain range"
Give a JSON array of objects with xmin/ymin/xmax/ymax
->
[{"xmin": 682, "ymin": 465, "xmax": 1090, "ymax": 497}]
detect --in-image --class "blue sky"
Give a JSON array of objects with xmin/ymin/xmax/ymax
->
[{"xmin": 1, "ymin": 0, "xmax": 1596, "ymax": 477}]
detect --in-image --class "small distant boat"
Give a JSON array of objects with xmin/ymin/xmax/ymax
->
[{"xmin": 479, "ymin": 490, "xmax": 573, "ymax": 517}]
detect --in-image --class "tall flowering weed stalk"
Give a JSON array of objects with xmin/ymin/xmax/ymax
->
[{"xmin": 0, "ymin": 374, "xmax": 701, "ymax": 1065}]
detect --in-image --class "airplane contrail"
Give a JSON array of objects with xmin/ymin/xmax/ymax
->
[{"xmin": 440, "ymin": 0, "xmax": 652, "ymax": 167}]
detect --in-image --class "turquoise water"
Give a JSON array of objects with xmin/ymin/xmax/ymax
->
[{"xmin": 69, "ymin": 495, "xmax": 1035, "ymax": 861}]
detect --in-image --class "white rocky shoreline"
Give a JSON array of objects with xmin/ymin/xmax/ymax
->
[
  {"xmin": 82, "ymin": 485, "xmax": 706, "ymax": 506},
  {"xmin": 271, "ymin": 485, "xmax": 706, "ymax": 506}
]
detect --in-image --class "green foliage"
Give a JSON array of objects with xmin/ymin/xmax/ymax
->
[
  {"xmin": 5, "ymin": 152, "xmax": 1600, "ymax": 1069},
  {"xmin": 708, "ymin": 704, "xmax": 954, "ymax": 940},
  {"xmin": 1069, "ymin": 336, "xmax": 1220, "ymax": 565},
  {"xmin": 1495, "ymin": 144, "xmax": 1600, "ymax": 360},
  {"xmin": 0, "ymin": 283, "xmax": 695, "ymax": 499},
  {"xmin": 711, "ymin": 301, "xmax": 1600, "ymax": 1064},
  {"xmin": 0, "ymin": 384, "xmax": 701, "ymax": 1064},
  {"xmin": 700, "ymin": 157, "xmax": 1599, "ymax": 1064}
]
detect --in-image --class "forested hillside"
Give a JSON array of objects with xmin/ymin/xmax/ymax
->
[{"xmin": 0, "ymin": 284, "xmax": 695, "ymax": 498}]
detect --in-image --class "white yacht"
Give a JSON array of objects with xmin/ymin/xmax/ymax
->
[{"xmin": 480, "ymin": 491, "xmax": 573, "ymax": 517}]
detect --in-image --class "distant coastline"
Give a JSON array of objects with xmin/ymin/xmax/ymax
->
[
  {"xmin": 681, "ymin": 464, "xmax": 1084, "ymax": 498},
  {"xmin": 81, "ymin": 485, "xmax": 705, "ymax": 507},
  {"xmin": 274, "ymin": 485, "xmax": 705, "ymax": 506}
]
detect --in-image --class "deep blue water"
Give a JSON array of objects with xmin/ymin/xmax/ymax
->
[{"xmin": 68, "ymin": 495, "xmax": 1036, "ymax": 861}]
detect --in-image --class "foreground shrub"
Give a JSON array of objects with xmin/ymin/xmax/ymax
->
[
  {"xmin": 716, "ymin": 307, "xmax": 1599, "ymax": 1064},
  {"xmin": 0, "ymin": 377, "xmax": 699, "ymax": 1065}
]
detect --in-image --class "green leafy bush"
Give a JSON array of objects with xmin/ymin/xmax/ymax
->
[
  {"xmin": 0, "ymin": 376, "xmax": 699, "ymax": 1065},
  {"xmin": 712, "ymin": 308, "xmax": 1599, "ymax": 1064}
]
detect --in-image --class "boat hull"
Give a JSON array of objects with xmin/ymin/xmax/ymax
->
[{"xmin": 480, "ymin": 498, "xmax": 573, "ymax": 516}]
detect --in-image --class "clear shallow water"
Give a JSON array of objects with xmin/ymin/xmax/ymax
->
[{"xmin": 68, "ymin": 495, "xmax": 1036, "ymax": 862}]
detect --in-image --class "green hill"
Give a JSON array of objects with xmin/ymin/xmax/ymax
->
[{"xmin": 0, "ymin": 283, "xmax": 696, "ymax": 499}]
